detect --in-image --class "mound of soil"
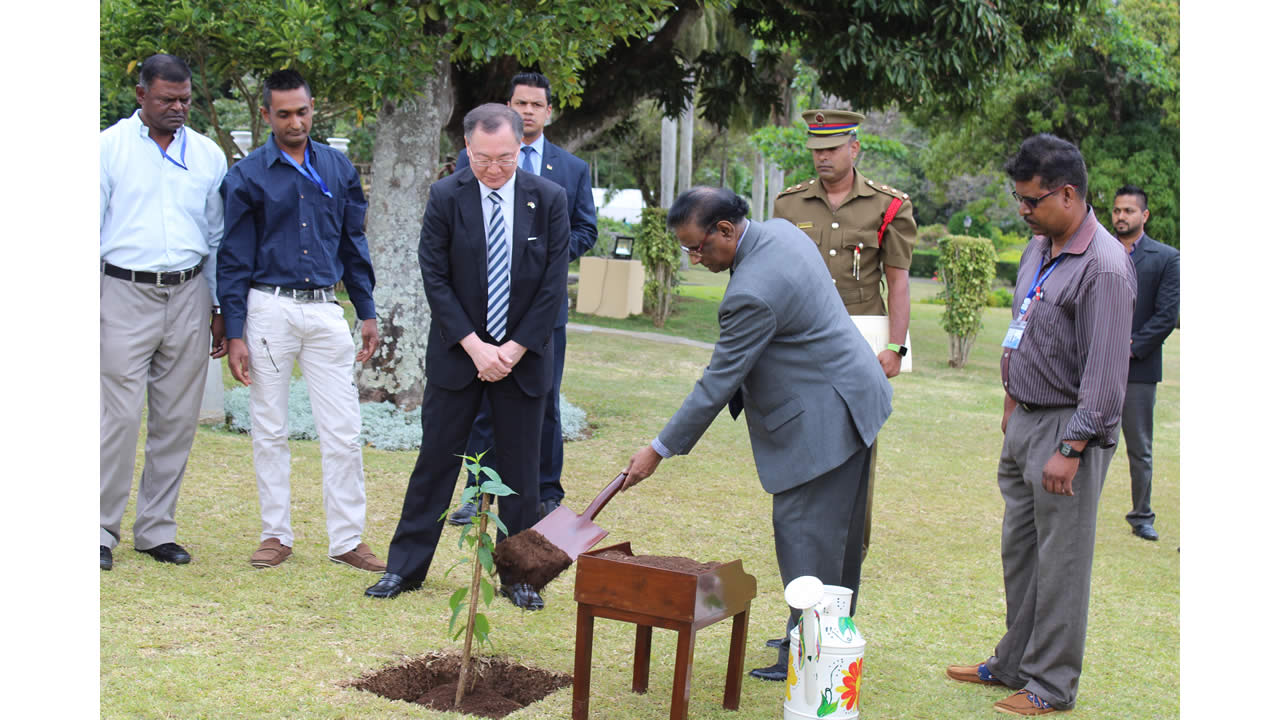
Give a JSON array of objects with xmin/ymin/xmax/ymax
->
[
  {"xmin": 349, "ymin": 651, "xmax": 572, "ymax": 719},
  {"xmin": 594, "ymin": 549, "xmax": 722, "ymax": 574}
]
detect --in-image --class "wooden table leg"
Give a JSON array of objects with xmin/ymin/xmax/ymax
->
[
  {"xmin": 723, "ymin": 605, "xmax": 750, "ymax": 710},
  {"xmin": 573, "ymin": 605, "xmax": 596, "ymax": 720},
  {"xmin": 632, "ymin": 624, "xmax": 653, "ymax": 693},
  {"xmin": 669, "ymin": 624, "xmax": 696, "ymax": 720}
]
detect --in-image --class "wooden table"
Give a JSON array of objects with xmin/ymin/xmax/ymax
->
[{"xmin": 572, "ymin": 542, "xmax": 757, "ymax": 720}]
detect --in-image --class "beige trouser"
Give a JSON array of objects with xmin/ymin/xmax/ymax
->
[
  {"xmin": 100, "ymin": 272, "xmax": 210, "ymax": 550},
  {"xmin": 244, "ymin": 288, "xmax": 367, "ymax": 556}
]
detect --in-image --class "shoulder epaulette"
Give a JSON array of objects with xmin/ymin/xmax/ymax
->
[
  {"xmin": 864, "ymin": 178, "xmax": 910, "ymax": 201},
  {"xmin": 776, "ymin": 179, "xmax": 814, "ymax": 198}
]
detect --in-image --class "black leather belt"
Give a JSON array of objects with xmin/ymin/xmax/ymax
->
[
  {"xmin": 1018, "ymin": 402, "xmax": 1072, "ymax": 412},
  {"xmin": 251, "ymin": 283, "xmax": 337, "ymax": 302},
  {"xmin": 102, "ymin": 261, "xmax": 203, "ymax": 286}
]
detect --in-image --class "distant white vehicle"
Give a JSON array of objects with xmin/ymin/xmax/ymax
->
[{"xmin": 591, "ymin": 188, "xmax": 645, "ymax": 225}]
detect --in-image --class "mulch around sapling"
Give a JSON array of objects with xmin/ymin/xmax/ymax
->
[
  {"xmin": 594, "ymin": 549, "xmax": 722, "ymax": 574},
  {"xmin": 348, "ymin": 650, "xmax": 572, "ymax": 718}
]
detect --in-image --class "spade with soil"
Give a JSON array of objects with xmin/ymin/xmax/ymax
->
[{"xmin": 493, "ymin": 472, "xmax": 627, "ymax": 591}]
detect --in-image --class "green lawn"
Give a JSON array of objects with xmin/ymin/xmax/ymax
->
[{"xmin": 102, "ymin": 300, "xmax": 1179, "ymax": 719}]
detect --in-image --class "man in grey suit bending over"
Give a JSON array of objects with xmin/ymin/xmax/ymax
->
[{"xmin": 623, "ymin": 187, "xmax": 893, "ymax": 682}]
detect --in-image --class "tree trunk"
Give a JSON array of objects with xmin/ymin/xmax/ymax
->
[
  {"xmin": 660, "ymin": 115, "xmax": 677, "ymax": 208},
  {"xmin": 678, "ymin": 99, "xmax": 694, "ymax": 193},
  {"xmin": 766, "ymin": 162, "xmax": 785, "ymax": 220},
  {"xmin": 356, "ymin": 59, "xmax": 454, "ymax": 409},
  {"xmin": 751, "ymin": 151, "xmax": 765, "ymax": 221}
]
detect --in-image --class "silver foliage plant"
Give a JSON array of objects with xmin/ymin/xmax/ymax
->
[{"xmin": 223, "ymin": 380, "xmax": 587, "ymax": 450}]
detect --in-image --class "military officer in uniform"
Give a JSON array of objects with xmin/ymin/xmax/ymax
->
[{"xmin": 772, "ymin": 108, "xmax": 916, "ymax": 578}]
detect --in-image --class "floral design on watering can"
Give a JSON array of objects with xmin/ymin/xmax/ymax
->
[{"xmin": 839, "ymin": 657, "xmax": 863, "ymax": 711}]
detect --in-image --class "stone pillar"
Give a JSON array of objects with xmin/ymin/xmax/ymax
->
[{"xmin": 199, "ymin": 359, "xmax": 224, "ymax": 424}]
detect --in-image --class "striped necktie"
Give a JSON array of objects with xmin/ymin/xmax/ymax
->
[
  {"xmin": 485, "ymin": 191, "xmax": 510, "ymax": 341},
  {"xmin": 521, "ymin": 145, "xmax": 536, "ymax": 173}
]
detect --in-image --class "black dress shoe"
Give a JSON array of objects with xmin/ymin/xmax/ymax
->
[
  {"xmin": 365, "ymin": 573, "xmax": 422, "ymax": 599},
  {"xmin": 749, "ymin": 660, "xmax": 788, "ymax": 682},
  {"xmin": 500, "ymin": 583, "xmax": 545, "ymax": 611},
  {"xmin": 539, "ymin": 499, "xmax": 561, "ymax": 519},
  {"xmin": 1132, "ymin": 524, "xmax": 1159, "ymax": 541},
  {"xmin": 136, "ymin": 542, "xmax": 191, "ymax": 564},
  {"xmin": 448, "ymin": 501, "xmax": 479, "ymax": 526},
  {"xmin": 101, "ymin": 545, "xmax": 113, "ymax": 571},
  {"xmin": 764, "ymin": 636, "xmax": 785, "ymax": 649}
]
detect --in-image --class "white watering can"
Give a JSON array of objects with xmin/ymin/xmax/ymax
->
[{"xmin": 782, "ymin": 576, "xmax": 866, "ymax": 720}]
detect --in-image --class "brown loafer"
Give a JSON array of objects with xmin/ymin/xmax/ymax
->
[
  {"xmin": 250, "ymin": 538, "xmax": 292, "ymax": 569},
  {"xmin": 329, "ymin": 542, "xmax": 386, "ymax": 572},
  {"xmin": 994, "ymin": 690, "xmax": 1058, "ymax": 716},
  {"xmin": 946, "ymin": 662, "xmax": 1006, "ymax": 686}
]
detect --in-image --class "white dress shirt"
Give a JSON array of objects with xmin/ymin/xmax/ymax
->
[{"xmin": 100, "ymin": 110, "xmax": 228, "ymax": 303}]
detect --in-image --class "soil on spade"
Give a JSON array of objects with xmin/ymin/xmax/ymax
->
[{"xmin": 350, "ymin": 651, "xmax": 571, "ymax": 718}]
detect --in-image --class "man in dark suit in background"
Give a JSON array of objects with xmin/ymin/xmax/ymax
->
[
  {"xmin": 1111, "ymin": 185, "xmax": 1179, "ymax": 542},
  {"xmin": 365, "ymin": 104, "xmax": 569, "ymax": 608},
  {"xmin": 623, "ymin": 187, "xmax": 893, "ymax": 682},
  {"xmin": 449, "ymin": 71, "xmax": 598, "ymax": 525}
]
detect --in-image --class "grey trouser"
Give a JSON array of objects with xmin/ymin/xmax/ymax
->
[
  {"xmin": 986, "ymin": 405, "xmax": 1115, "ymax": 710},
  {"xmin": 1121, "ymin": 382, "xmax": 1157, "ymax": 528},
  {"xmin": 100, "ymin": 272, "xmax": 210, "ymax": 550},
  {"xmin": 769, "ymin": 441, "xmax": 871, "ymax": 664}
]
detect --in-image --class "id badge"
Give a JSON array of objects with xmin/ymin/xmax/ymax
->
[{"xmin": 1002, "ymin": 318, "xmax": 1028, "ymax": 349}]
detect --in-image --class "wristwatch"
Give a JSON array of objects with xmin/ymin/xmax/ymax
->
[
  {"xmin": 1058, "ymin": 442, "xmax": 1083, "ymax": 459},
  {"xmin": 886, "ymin": 343, "xmax": 908, "ymax": 357}
]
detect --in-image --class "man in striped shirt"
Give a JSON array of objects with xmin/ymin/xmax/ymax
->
[{"xmin": 946, "ymin": 134, "xmax": 1135, "ymax": 716}]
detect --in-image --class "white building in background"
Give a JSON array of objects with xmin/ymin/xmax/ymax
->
[{"xmin": 591, "ymin": 188, "xmax": 645, "ymax": 225}]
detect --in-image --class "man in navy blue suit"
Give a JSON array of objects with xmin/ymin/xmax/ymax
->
[{"xmin": 449, "ymin": 72, "xmax": 598, "ymax": 525}]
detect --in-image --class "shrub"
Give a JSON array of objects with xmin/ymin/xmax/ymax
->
[
  {"xmin": 937, "ymin": 234, "xmax": 998, "ymax": 368},
  {"xmin": 915, "ymin": 223, "xmax": 949, "ymax": 250},
  {"xmin": 633, "ymin": 206, "xmax": 680, "ymax": 327},
  {"xmin": 909, "ymin": 248, "xmax": 940, "ymax": 278},
  {"xmin": 987, "ymin": 287, "xmax": 1014, "ymax": 308},
  {"xmin": 589, "ymin": 216, "xmax": 631, "ymax": 258}
]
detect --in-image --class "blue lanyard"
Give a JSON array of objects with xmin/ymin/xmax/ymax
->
[
  {"xmin": 280, "ymin": 143, "xmax": 333, "ymax": 197},
  {"xmin": 154, "ymin": 130, "xmax": 187, "ymax": 170},
  {"xmin": 1017, "ymin": 253, "xmax": 1063, "ymax": 319}
]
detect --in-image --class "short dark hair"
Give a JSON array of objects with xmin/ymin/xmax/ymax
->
[
  {"xmin": 1114, "ymin": 184, "xmax": 1148, "ymax": 211},
  {"xmin": 508, "ymin": 71, "xmax": 552, "ymax": 105},
  {"xmin": 138, "ymin": 54, "xmax": 191, "ymax": 88},
  {"xmin": 1004, "ymin": 133, "xmax": 1088, "ymax": 201},
  {"xmin": 668, "ymin": 187, "xmax": 750, "ymax": 231},
  {"xmin": 262, "ymin": 69, "xmax": 311, "ymax": 109},
  {"xmin": 463, "ymin": 103, "xmax": 523, "ymax": 144}
]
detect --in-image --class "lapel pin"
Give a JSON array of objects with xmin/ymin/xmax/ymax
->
[
  {"xmin": 527, "ymin": 201, "xmax": 536, "ymax": 210},
  {"xmin": 545, "ymin": 164, "xmax": 552, "ymax": 170}
]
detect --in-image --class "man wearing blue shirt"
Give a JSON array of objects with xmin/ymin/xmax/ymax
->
[
  {"xmin": 100, "ymin": 54, "xmax": 228, "ymax": 572},
  {"xmin": 218, "ymin": 69, "xmax": 384, "ymax": 573},
  {"xmin": 448, "ymin": 72, "xmax": 598, "ymax": 525}
]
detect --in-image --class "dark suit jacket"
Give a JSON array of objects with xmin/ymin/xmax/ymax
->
[
  {"xmin": 458, "ymin": 138, "xmax": 597, "ymax": 325},
  {"xmin": 657, "ymin": 219, "xmax": 893, "ymax": 494},
  {"xmin": 417, "ymin": 167, "xmax": 570, "ymax": 397},
  {"xmin": 1127, "ymin": 233, "xmax": 1180, "ymax": 384}
]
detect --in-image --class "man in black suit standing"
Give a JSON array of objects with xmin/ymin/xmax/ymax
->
[
  {"xmin": 449, "ymin": 71, "xmax": 598, "ymax": 525},
  {"xmin": 365, "ymin": 104, "xmax": 569, "ymax": 607},
  {"xmin": 1111, "ymin": 185, "xmax": 1179, "ymax": 542}
]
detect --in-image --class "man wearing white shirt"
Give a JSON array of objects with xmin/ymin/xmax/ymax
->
[{"xmin": 100, "ymin": 54, "xmax": 228, "ymax": 571}]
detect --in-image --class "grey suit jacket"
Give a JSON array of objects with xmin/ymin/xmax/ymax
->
[{"xmin": 657, "ymin": 218, "xmax": 893, "ymax": 494}]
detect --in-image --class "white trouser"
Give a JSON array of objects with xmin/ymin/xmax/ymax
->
[{"xmin": 244, "ymin": 288, "xmax": 366, "ymax": 556}]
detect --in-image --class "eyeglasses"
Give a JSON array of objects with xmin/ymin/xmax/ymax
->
[
  {"xmin": 1011, "ymin": 184, "xmax": 1072, "ymax": 210},
  {"xmin": 680, "ymin": 227, "xmax": 717, "ymax": 257},
  {"xmin": 471, "ymin": 156, "xmax": 517, "ymax": 169}
]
